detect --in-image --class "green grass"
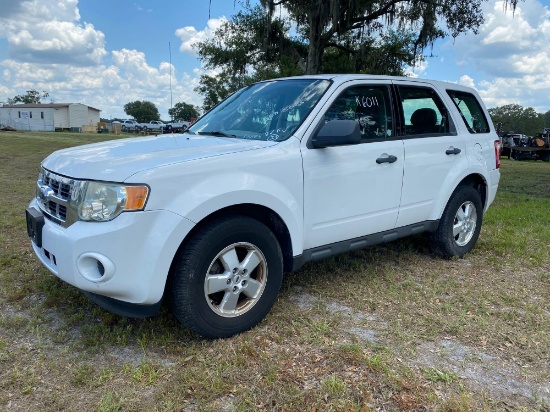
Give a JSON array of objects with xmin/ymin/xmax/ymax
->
[{"xmin": 1, "ymin": 131, "xmax": 549, "ymax": 410}]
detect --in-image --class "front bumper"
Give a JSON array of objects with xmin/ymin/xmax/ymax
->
[{"xmin": 27, "ymin": 199, "xmax": 195, "ymax": 306}]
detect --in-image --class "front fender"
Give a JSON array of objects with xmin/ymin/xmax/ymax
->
[{"xmin": 128, "ymin": 142, "xmax": 305, "ymax": 256}]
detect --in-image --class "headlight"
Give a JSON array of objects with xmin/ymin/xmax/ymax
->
[{"xmin": 78, "ymin": 182, "xmax": 149, "ymax": 222}]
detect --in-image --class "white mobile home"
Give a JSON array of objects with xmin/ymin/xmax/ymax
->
[{"xmin": 0, "ymin": 103, "xmax": 101, "ymax": 131}]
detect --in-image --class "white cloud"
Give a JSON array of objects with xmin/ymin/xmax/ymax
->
[
  {"xmin": 450, "ymin": 0, "xmax": 550, "ymax": 112},
  {"xmin": 0, "ymin": 0, "xmax": 106, "ymax": 66},
  {"xmin": 175, "ymin": 17, "xmax": 227, "ymax": 54},
  {"xmin": 0, "ymin": 0, "xmax": 80, "ymax": 23},
  {"xmin": 458, "ymin": 75, "xmax": 475, "ymax": 89},
  {"xmin": 0, "ymin": 0, "xmax": 206, "ymax": 118},
  {"xmin": 404, "ymin": 59, "xmax": 429, "ymax": 78},
  {"xmin": 0, "ymin": 53, "xmax": 205, "ymax": 119},
  {"xmin": 134, "ymin": 3, "xmax": 153, "ymax": 13}
]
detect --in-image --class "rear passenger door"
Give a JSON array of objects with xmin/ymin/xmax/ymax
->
[
  {"xmin": 393, "ymin": 81, "xmax": 468, "ymax": 227},
  {"xmin": 302, "ymin": 81, "xmax": 404, "ymax": 249}
]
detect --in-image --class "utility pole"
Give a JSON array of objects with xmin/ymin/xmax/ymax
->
[{"xmin": 169, "ymin": 42, "xmax": 173, "ymax": 120}]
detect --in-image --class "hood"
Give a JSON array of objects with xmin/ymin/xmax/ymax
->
[{"xmin": 42, "ymin": 133, "xmax": 277, "ymax": 181}]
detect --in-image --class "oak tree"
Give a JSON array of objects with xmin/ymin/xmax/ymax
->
[
  {"xmin": 489, "ymin": 104, "xmax": 545, "ymax": 136},
  {"xmin": 123, "ymin": 100, "xmax": 160, "ymax": 123},
  {"xmin": 196, "ymin": 0, "xmax": 520, "ymax": 108},
  {"xmin": 3, "ymin": 89, "xmax": 49, "ymax": 105},
  {"xmin": 169, "ymin": 102, "xmax": 200, "ymax": 121}
]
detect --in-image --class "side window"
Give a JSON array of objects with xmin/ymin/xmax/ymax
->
[
  {"xmin": 399, "ymin": 86, "xmax": 450, "ymax": 136},
  {"xmin": 324, "ymin": 85, "xmax": 393, "ymax": 141},
  {"xmin": 447, "ymin": 90, "xmax": 490, "ymax": 133}
]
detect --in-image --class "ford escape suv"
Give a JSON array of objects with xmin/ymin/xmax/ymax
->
[{"xmin": 26, "ymin": 75, "xmax": 500, "ymax": 338}]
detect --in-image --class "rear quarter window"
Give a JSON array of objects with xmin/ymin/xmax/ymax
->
[{"xmin": 447, "ymin": 90, "xmax": 490, "ymax": 134}]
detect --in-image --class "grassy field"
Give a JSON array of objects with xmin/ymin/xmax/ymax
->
[{"xmin": 1, "ymin": 130, "xmax": 549, "ymax": 411}]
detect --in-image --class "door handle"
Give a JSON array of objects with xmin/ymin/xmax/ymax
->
[
  {"xmin": 376, "ymin": 155, "xmax": 397, "ymax": 164},
  {"xmin": 446, "ymin": 147, "xmax": 461, "ymax": 155}
]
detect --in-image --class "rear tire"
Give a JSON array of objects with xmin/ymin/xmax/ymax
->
[
  {"xmin": 169, "ymin": 216, "xmax": 283, "ymax": 338},
  {"xmin": 429, "ymin": 185, "xmax": 483, "ymax": 258}
]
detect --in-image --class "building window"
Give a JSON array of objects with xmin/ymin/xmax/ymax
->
[
  {"xmin": 29, "ymin": 111, "xmax": 32, "ymax": 118},
  {"xmin": 18, "ymin": 111, "xmax": 21, "ymax": 118},
  {"xmin": 41, "ymin": 112, "xmax": 44, "ymax": 119}
]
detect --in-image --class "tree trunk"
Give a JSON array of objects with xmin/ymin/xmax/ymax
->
[{"xmin": 306, "ymin": 7, "xmax": 323, "ymax": 75}]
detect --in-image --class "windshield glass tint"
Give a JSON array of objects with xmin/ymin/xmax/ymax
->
[{"xmin": 190, "ymin": 79, "xmax": 331, "ymax": 142}]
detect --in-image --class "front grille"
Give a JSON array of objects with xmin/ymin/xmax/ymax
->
[
  {"xmin": 42, "ymin": 174, "xmax": 72, "ymax": 199},
  {"xmin": 37, "ymin": 169, "xmax": 76, "ymax": 226},
  {"xmin": 47, "ymin": 202, "xmax": 67, "ymax": 220}
]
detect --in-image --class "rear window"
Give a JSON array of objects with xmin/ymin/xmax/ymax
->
[{"xmin": 447, "ymin": 90, "xmax": 490, "ymax": 134}]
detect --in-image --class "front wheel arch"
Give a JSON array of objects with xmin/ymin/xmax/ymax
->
[{"xmin": 172, "ymin": 204, "xmax": 294, "ymax": 275}]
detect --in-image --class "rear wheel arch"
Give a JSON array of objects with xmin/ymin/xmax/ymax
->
[
  {"xmin": 456, "ymin": 174, "xmax": 487, "ymax": 210},
  {"xmin": 430, "ymin": 181, "xmax": 484, "ymax": 257}
]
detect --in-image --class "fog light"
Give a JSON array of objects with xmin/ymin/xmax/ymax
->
[{"xmin": 77, "ymin": 253, "xmax": 115, "ymax": 282}]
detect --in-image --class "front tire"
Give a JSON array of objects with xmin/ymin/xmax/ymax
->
[
  {"xmin": 430, "ymin": 185, "xmax": 483, "ymax": 258},
  {"xmin": 169, "ymin": 216, "xmax": 283, "ymax": 339}
]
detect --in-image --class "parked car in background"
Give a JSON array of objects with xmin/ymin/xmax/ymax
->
[
  {"xmin": 140, "ymin": 120, "xmax": 166, "ymax": 132},
  {"xmin": 164, "ymin": 120, "xmax": 190, "ymax": 133},
  {"xmin": 119, "ymin": 119, "xmax": 140, "ymax": 132}
]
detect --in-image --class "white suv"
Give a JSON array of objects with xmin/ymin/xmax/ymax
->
[
  {"xmin": 26, "ymin": 75, "xmax": 500, "ymax": 338},
  {"xmin": 119, "ymin": 119, "xmax": 140, "ymax": 132}
]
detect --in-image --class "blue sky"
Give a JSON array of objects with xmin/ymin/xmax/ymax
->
[{"xmin": 1, "ymin": 0, "xmax": 550, "ymax": 120}]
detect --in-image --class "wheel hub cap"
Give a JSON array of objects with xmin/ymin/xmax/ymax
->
[
  {"xmin": 204, "ymin": 242, "xmax": 268, "ymax": 318},
  {"xmin": 453, "ymin": 200, "xmax": 477, "ymax": 247}
]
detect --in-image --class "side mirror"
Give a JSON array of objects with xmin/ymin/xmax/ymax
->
[{"xmin": 311, "ymin": 120, "xmax": 361, "ymax": 148}]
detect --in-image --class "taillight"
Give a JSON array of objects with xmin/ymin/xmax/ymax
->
[{"xmin": 494, "ymin": 140, "xmax": 501, "ymax": 169}]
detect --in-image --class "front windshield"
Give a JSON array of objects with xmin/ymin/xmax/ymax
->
[{"xmin": 189, "ymin": 79, "xmax": 331, "ymax": 142}]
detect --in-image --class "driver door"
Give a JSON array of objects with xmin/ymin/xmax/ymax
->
[{"xmin": 302, "ymin": 81, "xmax": 404, "ymax": 250}]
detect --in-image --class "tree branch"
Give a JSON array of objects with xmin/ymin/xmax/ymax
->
[
  {"xmin": 325, "ymin": 42, "xmax": 359, "ymax": 55},
  {"xmin": 351, "ymin": 0, "xmax": 410, "ymax": 28}
]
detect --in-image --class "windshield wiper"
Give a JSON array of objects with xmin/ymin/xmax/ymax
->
[{"xmin": 197, "ymin": 131, "xmax": 235, "ymax": 137}]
